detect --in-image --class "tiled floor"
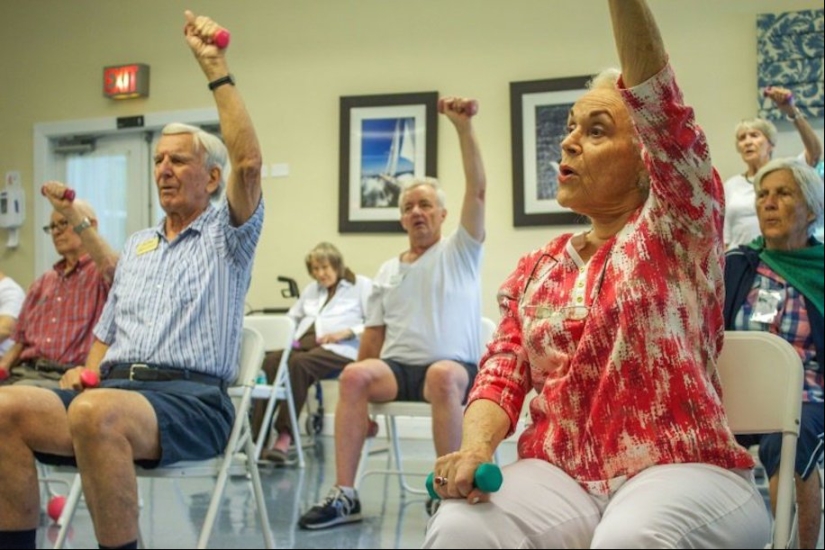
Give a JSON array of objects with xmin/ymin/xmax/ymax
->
[{"xmin": 35, "ymin": 436, "xmax": 822, "ymax": 549}]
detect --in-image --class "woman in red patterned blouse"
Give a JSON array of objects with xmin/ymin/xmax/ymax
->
[{"xmin": 423, "ymin": 1, "xmax": 771, "ymax": 548}]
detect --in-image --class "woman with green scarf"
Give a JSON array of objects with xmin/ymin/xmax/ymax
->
[{"xmin": 724, "ymin": 157, "xmax": 823, "ymax": 549}]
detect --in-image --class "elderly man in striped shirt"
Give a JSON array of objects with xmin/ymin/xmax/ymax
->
[{"xmin": 0, "ymin": 11, "xmax": 263, "ymax": 550}]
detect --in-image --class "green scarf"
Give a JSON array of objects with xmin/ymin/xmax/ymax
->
[{"xmin": 748, "ymin": 237, "xmax": 824, "ymax": 316}]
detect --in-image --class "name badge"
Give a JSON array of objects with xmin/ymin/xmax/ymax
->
[
  {"xmin": 749, "ymin": 287, "xmax": 785, "ymax": 325},
  {"xmin": 388, "ymin": 273, "xmax": 404, "ymax": 286},
  {"xmin": 136, "ymin": 236, "xmax": 159, "ymax": 256}
]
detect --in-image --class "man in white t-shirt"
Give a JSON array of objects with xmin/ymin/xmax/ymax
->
[
  {"xmin": 0, "ymin": 272, "xmax": 25, "ymax": 358},
  {"xmin": 299, "ymin": 96, "xmax": 487, "ymax": 530}
]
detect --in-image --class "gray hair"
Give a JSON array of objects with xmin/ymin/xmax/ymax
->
[
  {"xmin": 734, "ymin": 118, "xmax": 778, "ymax": 148},
  {"xmin": 398, "ymin": 177, "xmax": 447, "ymax": 213},
  {"xmin": 161, "ymin": 123, "xmax": 228, "ymax": 199},
  {"xmin": 588, "ymin": 68, "xmax": 621, "ymax": 91},
  {"xmin": 754, "ymin": 157, "xmax": 824, "ymax": 237}
]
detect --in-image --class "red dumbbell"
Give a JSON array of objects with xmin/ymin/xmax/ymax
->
[
  {"xmin": 41, "ymin": 185, "xmax": 75, "ymax": 202},
  {"xmin": 47, "ymin": 495, "xmax": 66, "ymax": 523},
  {"xmin": 0, "ymin": 368, "xmax": 9, "ymax": 382},
  {"xmin": 80, "ymin": 369, "xmax": 100, "ymax": 388},
  {"xmin": 214, "ymin": 29, "xmax": 230, "ymax": 49}
]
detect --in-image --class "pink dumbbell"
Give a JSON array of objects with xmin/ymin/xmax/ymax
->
[
  {"xmin": 214, "ymin": 29, "xmax": 230, "ymax": 49},
  {"xmin": 41, "ymin": 185, "xmax": 75, "ymax": 202},
  {"xmin": 763, "ymin": 87, "xmax": 794, "ymax": 103},
  {"xmin": 80, "ymin": 369, "xmax": 100, "ymax": 388}
]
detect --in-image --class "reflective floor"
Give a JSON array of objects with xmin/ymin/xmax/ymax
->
[
  {"xmin": 35, "ymin": 436, "xmax": 822, "ymax": 549},
  {"xmin": 35, "ymin": 436, "xmax": 518, "ymax": 549}
]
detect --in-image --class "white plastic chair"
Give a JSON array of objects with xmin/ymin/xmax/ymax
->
[
  {"xmin": 717, "ymin": 330, "xmax": 803, "ymax": 550},
  {"xmin": 242, "ymin": 314, "xmax": 305, "ymax": 468},
  {"xmin": 53, "ymin": 326, "xmax": 274, "ymax": 549},
  {"xmin": 357, "ymin": 317, "xmax": 498, "ymax": 495}
]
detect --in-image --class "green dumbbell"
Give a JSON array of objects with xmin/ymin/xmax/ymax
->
[{"xmin": 425, "ymin": 462, "xmax": 503, "ymax": 500}]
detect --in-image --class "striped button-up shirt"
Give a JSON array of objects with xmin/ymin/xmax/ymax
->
[
  {"xmin": 94, "ymin": 199, "xmax": 264, "ymax": 381},
  {"xmin": 13, "ymin": 255, "xmax": 110, "ymax": 366}
]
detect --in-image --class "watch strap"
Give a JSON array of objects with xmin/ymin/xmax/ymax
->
[
  {"xmin": 73, "ymin": 217, "xmax": 92, "ymax": 235},
  {"xmin": 208, "ymin": 74, "xmax": 235, "ymax": 91}
]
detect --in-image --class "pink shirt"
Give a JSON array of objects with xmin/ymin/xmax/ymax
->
[
  {"xmin": 470, "ymin": 64, "xmax": 753, "ymax": 496},
  {"xmin": 13, "ymin": 254, "xmax": 110, "ymax": 367}
]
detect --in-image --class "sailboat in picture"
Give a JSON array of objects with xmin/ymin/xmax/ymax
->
[{"xmin": 361, "ymin": 117, "xmax": 416, "ymax": 208}]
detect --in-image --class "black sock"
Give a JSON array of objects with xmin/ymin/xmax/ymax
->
[
  {"xmin": 0, "ymin": 529, "xmax": 36, "ymax": 550},
  {"xmin": 99, "ymin": 541, "xmax": 138, "ymax": 549}
]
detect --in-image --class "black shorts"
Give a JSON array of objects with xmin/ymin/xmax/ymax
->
[
  {"xmin": 383, "ymin": 358, "xmax": 478, "ymax": 403},
  {"xmin": 35, "ymin": 378, "xmax": 234, "ymax": 469}
]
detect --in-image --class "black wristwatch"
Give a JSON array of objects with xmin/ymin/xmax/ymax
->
[{"xmin": 208, "ymin": 74, "xmax": 235, "ymax": 91}]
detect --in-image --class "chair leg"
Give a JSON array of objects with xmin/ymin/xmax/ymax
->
[
  {"xmin": 245, "ymin": 437, "xmax": 275, "ymax": 548},
  {"xmin": 282, "ymin": 376, "xmax": 305, "ymax": 469},
  {"xmin": 53, "ymin": 475, "xmax": 83, "ymax": 549}
]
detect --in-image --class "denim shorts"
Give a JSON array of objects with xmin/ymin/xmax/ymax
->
[
  {"xmin": 35, "ymin": 378, "xmax": 234, "ymax": 469},
  {"xmin": 383, "ymin": 358, "xmax": 478, "ymax": 402},
  {"xmin": 737, "ymin": 401, "xmax": 824, "ymax": 480}
]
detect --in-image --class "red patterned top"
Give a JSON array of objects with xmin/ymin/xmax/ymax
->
[
  {"xmin": 469, "ymin": 64, "xmax": 754, "ymax": 496},
  {"xmin": 13, "ymin": 254, "xmax": 110, "ymax": 367}
]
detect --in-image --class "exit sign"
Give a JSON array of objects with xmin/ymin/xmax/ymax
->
[{"xmin": 103, "ymin": 64, "xmax": 150, "ymax": 99}]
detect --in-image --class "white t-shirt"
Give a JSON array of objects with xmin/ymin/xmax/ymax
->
[
  {"xmin": 0, "ymin": 276, "xmax": 25, "ymax": 355},
  {"xmin": 367, "ymin": 226, "xmax": 483, "ymax": 365},
  {"xmin": 723, "ymin": 172, "xmax": 759, "ymax": 249}
]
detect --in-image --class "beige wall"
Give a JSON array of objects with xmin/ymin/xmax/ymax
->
[{"xmin": 0, "ymin": 0, "xmax": 821, "ymax": 320}]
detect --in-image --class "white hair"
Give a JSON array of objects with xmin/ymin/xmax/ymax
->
[
  {"xmin": 398, "ymin": 177, "xmax": 446, "ymax": 213},
  {"xmin": 161, "ymin": 123, "xmax": 228, "ymax": 199}
]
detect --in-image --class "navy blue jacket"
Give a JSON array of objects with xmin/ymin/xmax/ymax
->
[{"xmin": 723, "ymin": 246, "xmax": 824, "ymax": 375}]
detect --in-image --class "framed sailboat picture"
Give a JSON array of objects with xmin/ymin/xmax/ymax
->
[
  {"xmin": 510, "ymin": 75, "xmax": 591, "ymax": 227},
  {"xmin": 339, "ymin": 91, "xmax": 438, "ymax": 233}
]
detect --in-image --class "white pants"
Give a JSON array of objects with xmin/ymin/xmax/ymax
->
[{"xmin": 423, "ymin": 459, "xmax": 770, "ymax": 549}]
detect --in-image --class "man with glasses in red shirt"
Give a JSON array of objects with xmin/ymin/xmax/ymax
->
[{"xmin": 0, "ymin": 182, "xmax": 117, "ymax": 386}]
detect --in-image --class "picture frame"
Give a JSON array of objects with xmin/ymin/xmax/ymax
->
[
  {"xmin": 339, "ymin": 91, "xmax": 438, "ymax": 233},
  {"xmin": 510, "ymin": 75, "xmax": 591, "ymax": 227}
]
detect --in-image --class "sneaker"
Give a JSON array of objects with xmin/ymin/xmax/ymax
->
[
  {"xmin": 298, "ymin": 486, "xmax": 362, "ymax": 530},
  {"xmin": 260, "ymin": 447, "xmax": 297, "ymax": 467}
]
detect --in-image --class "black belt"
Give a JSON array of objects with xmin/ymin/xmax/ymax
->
[
  {"xmin": 106, "ymin": 363, "xmax": 226, "ymax": 387},
  {"xmin": 18, "ymin": 359, "xmax": 70, "ymax": 373}
]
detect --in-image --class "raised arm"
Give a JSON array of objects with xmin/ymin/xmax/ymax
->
[
  {"xmin": 42, "ymin": 182, "xmax": 119, "ymax": 284},
  {"xmin": 765, "ymin": 86, "xmax": 822, "ymax": 167},
  {"xmin": 439, "ymin": 97, "xmax": 486, "ymax": 242},
  {"xmin": 608, "ymin": 0, "xmax": 667, "ymax": 88},
  {"xmin": 183, "ymin": 10, "xmax": 262, "ymax": 225}
]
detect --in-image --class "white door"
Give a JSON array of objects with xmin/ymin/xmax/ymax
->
[{"xmin": 41, "ymin": 132, "xmax": 150, "ymax": 268}]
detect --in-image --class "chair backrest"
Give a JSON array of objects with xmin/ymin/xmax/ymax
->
[
  {"xmin": 234, "ymin": 325, "xmax": 267, "ymax": 387},
  {"xmin": 717, "ymin": 331, "xmax": 803, "ymax": 435},
  {"xmin": 243, "ymin": 314, "xmax": 296, "ymax": 354},
  {"xmin": 717, "ymin": 330, "xmax": 803, "ymax": 550}
]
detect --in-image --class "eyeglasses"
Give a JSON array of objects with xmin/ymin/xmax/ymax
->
[{"xmin": 42, "ymin": 220, "xmax": 70, "ymax": 234}]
